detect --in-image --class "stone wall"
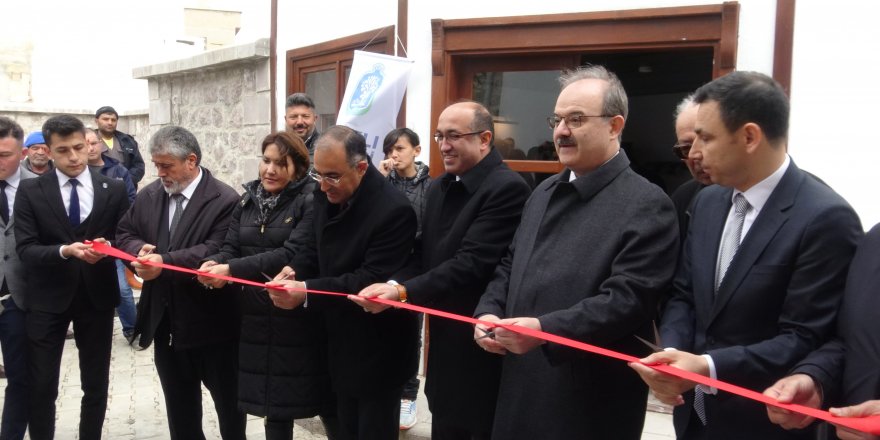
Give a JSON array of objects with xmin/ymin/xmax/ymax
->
[
  {"xmin": 0, "ymin": 105, "xmax": 150, "ymax": 143},
  {"xmin": 134, "ymin": 38, "xmax": 271, "ymax": 192}
]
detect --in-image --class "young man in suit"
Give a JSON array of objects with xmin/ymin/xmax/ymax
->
[
  {"xmin": 0, "ymin": 116, "xmax": 36, "ymax": 440},
  {"xmin": 471, "ymin": 66, "xmax": 680, "ymax": 439},
  {"xmin": 268, "ymin": 125, "xmax": 418, "ymax": 439},
  {"xmin": 115, "ymin": 125, "xmax": 244, "ymax": 440},
  {"xmin": 14, "ymin": 115, "xmax": 130, "ymax": 440},
  {"xmin": 355, "ymin": 102, "xmax": 531, "ymax": 438},
  {"xmin": 630, "ymin": 71, "xmax": 863, "ymax": 439}
]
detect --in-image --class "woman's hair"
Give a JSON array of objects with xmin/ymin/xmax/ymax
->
[{"xmin": 261, "ymin": 131, "xmax": 310, "ymax": 180}]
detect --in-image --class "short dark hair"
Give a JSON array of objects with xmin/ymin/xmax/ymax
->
[
  {"xmin": 693, "ymin": 71, "xmax": 789, "ymax": 143},
  {"xmin": 42, "ymin": 115, "xmax": 86, "ymax": 146},
  {"xmin": 95, "ymin": 106, "xmax": 118, "ymax": 119},
  {"xmin": 0, "ymin": 117, "xmax": 24, "ymax": 143},
  {"xmin": 285, "ymin": 93, "xmax": 316, "ymax": 110},
  {"xmin": 382, "ymin": 128, "xmax": 420, "ymax": 156},
  {"xmin": 262, "ymin": 131, "xmax": 310, "ymax": 180},
  {"xmin": 315, "ymin": 125, "xmax": 367, "ymax": 167},
  {"xmin": 149, "ymin": 125, "xmax": 202, "ymax": 165}
]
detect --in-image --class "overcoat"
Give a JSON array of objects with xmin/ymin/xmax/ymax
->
[{"xmin": 475, "ymin": 151, "xmax": 678, "ymax": 439}]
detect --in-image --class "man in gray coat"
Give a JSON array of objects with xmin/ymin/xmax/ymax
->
[
  {"xmin": 473, "ymin": 66, "xmax": 679, "ymax": 439},
  {"xmin": 0, "ymin": 117, "xmax": 36, "ymax": 439}
]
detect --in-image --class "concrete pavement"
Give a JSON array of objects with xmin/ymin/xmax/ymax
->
[{"xmin": 2, "ymin": 319, "xmax": 675, "ymax": 439}]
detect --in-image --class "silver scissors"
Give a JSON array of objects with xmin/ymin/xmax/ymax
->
[
  {"xmin": 475, "ymin": 326, "xmax": 496, "ymax": 340},
  {"xmin": 634, "ymin": 321, "xmax": 663, "ymax": 353}
]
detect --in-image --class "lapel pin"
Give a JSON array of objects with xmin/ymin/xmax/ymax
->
[
  {"xmin": 102, "ymin": 182, "xmax": 108, "ymax": 189},
  {"xmin": 284, "ymin": 217, "xmax": 293, "ymax": 224}
]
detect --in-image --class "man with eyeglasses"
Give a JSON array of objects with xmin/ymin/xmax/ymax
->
[
  {"xmin": 670, "ymin": 94, "xmax": 712, "ymax": 239},
  {"xmin": 284, "ymin": 93, "xmax": 320, "ymax": 160},
  {"xmin": 267, "ymin": 125, "xmax": 418, "ymax": 439},
  {"xmin": 471, "ymin": 65, "xmax": 679, "ymax": 439},
  {"xmin": 353, "ymin": 101, "xmax": 531, "ymax": 438}
]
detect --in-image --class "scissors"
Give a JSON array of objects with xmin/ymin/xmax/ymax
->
[
  {"xmin": 634, "ymin": 321, "xmax": 663, "ymax": 353},
  {"xmin": 475, "ymin": 326, "xmax": 496, "ymax": 340}
]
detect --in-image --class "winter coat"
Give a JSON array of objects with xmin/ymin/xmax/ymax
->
[{"xmin": 387, "ymin": 161, "xmax": 432, "ymax": 235}]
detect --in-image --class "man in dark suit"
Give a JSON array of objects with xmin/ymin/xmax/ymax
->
[
  {"xmin": 472, "ymin": 65, "xmax": 679, "ymax": 439},
  {"xmin": 0, "ymin": 117, "xmax": 37, "ymax": 440},
  {"xmin": 354, "ymin": 101, "xmax": 531, "ymax": 438},
  {"xmin": 115, "ymin": 126, "xmax": 245, "ymax": 440},
  {"xmin": 764, "ymin": 224, "xmax": 880, "ymax": 440},
  {"xmin": 14, "ymin": 115, "xmax": 130, "ymax": 440},
  {"xmin": 267, "ymin": 125, "xmax": 418, "ymax": 439},
  {"xmin": 630, "ymin": 71, "xmax": 862, "ymax": 440}
]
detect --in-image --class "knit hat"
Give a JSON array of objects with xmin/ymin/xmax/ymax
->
[
  {"xmin": 95, "ymin": 106, "xmax": 118, "ymax": 118},
  {"xmin": 24, "ymin": 132, "xmax": 45, "ymax": 148}
]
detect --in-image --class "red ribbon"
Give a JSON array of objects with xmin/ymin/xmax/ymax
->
[{"xmin": 89, "ymin": 240, "xmax": 880, "ymax": 434}]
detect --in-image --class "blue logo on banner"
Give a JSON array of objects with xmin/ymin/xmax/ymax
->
[{"xmin": 348, "ymin": 63, "xmax": 385, "ymax": 116}]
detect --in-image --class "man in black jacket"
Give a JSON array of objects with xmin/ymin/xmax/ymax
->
[
  {"xmin": 355, "ymin": 101, "xmax": 531, "ymax": 438},
  {"xmin": 95, "ymin": 106, "xmax": 145, "ymax": 185},
  {"xmin": 115, "ymin": 126, "xmax": 245, "ymax": 440},
  {"xmin": 268, "ymin": 125, "xmax": 417, "ymax": 440}
]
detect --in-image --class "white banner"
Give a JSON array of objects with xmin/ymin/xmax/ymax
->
[{"xmin": 336, "ymin": 50, "xmax": 414, "ymax": 167}]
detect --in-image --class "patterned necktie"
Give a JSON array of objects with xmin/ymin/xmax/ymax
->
[
  {"xmin": 68, "ymin": 179, "xmax": 80, "ymax": 227},
  {"xmin": 0, "ymin": 180, "xmax": 8, "ymax": 224},
  {"xmin": 169, "ymin": 194, "xmax": 185, "ymax": 237},
  {"xmin": 715, "ymin": 193, "xmax": 750, "ymax": 292}
]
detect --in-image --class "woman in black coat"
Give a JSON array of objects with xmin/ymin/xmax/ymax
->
[{"xmin": 197, "ymin": 131, "xmax": 338, "ymax": 440}]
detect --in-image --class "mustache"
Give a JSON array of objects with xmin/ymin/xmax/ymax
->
[{"xmin": 555, "ymin": 137, "xmax": 576, "ymax": 146}]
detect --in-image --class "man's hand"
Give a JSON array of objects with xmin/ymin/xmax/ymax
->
[
  {"xmin": 474, "ymin": 314, "xmax": 507, "ymax": 355},
  {"xmin": 628, "ymin": 350, "xmax": 708, "ymax": 406},
  {"xmin": 350, "ymin": 283, "xmax": 398, "ymax": 313},
  {"xmin": 830, "ymin": 401, "xmax": 880, "ymax": 440},
  {"xmin": 132, "ymin": 244, "xmax": 163, "ymax": 281},
  {"xmin": 196, "ymin": 261, "xmax": 229, "ymax": 289},
  {"xmin": 493, "ymin": 317, "xmax": 545, "ymax": 354},
  {"xmin": 378, "ymin": 158, "xmax": 396, "ymax": 176},
  {"xmin": 265, "ymin": 280, "xmax": 306, "ymax": 310},
  {"xmin": 62, "ymin": 241, "xmax": 105, "ymax": 264},
  {"xmin": 763, "ymin": 374, "xmax": 821, "ymax": 430},
  {"xmin": 272, "ymin": 266, "xmax": 296, "ymax": 281}
]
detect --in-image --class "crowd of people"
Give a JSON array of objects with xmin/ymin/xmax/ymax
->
[{"xmin": 0, "ymin": 67, "xmax": 875, "ymax": 440}]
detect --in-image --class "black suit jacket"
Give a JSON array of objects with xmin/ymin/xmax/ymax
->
[
  {"xmin": 116, "ymin": 168, "xmax": 240, "ymax": 350},
  {"xmin": 292, "ymin": 165, "xmax": 418, "ymax": 398},
  {"xmin": 14, "ymin": 169, "xmax": 129, "ymax": 313},
  {"xmin": 396, "ymin": 148, "xmax": 530, "ymax": 431},
  {"xmin": 660, "ymin": 161, "xmax": 862, "ymax": 439},
  {"xmin": 793, "ymin": 223, "xmax": 880, "ymax": 430}
]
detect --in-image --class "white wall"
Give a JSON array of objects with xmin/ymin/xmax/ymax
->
[{"xmin": 789, "ymin": 2, "xmax": 880, "ymax": 228}]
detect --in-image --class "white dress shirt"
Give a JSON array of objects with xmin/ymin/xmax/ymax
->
[{"xmin": 166, "ymin": 167, "xmax": 203, "ymax": 230}]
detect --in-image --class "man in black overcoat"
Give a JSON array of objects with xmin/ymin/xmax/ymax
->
[
  {"xmin": 355, "ymin": 101, "xmax": 531, "ymax": 439},
  {"xmin": 268, "ymin": 125, "xmax": 417, "ymax": 440},
  {"xmin": 115, "ymin": 126, "xmax": 245, "ymax": 440},
  {"xmin": 473, "ymin": 66, "xmax": 679, "ymax": 439}
]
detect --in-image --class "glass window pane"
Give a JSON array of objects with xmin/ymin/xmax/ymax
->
[{"xmin": 305, "ymin": 70, "xmax": 337, "ymax": 131}]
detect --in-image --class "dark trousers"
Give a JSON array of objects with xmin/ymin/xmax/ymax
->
[
  {"xmin": 264, "ymin": 415, "xmax": 341, "ymax": 440},
  {"xmin": 336, "ymin": 387, "xmax": 402, "ymax": 440},
  {"xmin": 26, "ymin": 290, "xmax": 113, "ymax": 440},
  {"xmin": 431, "ymin": 420, "xmax": 491, "ymax": 440},
  {"xmin": 153, "ymin": 317, "xmax": 246, "ymax": 440},
  {"xmin": 0, "ymin": 297, "xmax": 28, "ymax": 440},
  {"xmin": 401, "ymin": 314, "xmax": 423, "ymax": 401}
]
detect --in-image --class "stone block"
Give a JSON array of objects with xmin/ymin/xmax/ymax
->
[
  {"xmin": 242, "ymin": 92, "xmax": 270, "ymax": 126},
  {"xmin": 148, "ymin": 80, "xmax": 159, "ymax": 101},
  {"xmin": 255, "ymin": 59, "xmax": 270, "ymax": 92},
  {"xmin": 149, "ymin": 99, "xmax": 171, "ymax": 125}
]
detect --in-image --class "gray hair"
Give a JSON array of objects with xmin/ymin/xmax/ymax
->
[
  {"xmin": 149, "ymin": 126, "xmax": 202, "ymax": 165},
  {"xmin": 315, "ymin": 125, "xmax": 367, "ymax": 167},
  {"xmin": 674, "ymin": 93, "xmax": 697, "ymax": 121},
  {"xmin": 559, "ymin": 65, "xmax": 629, "ymax": 120}
]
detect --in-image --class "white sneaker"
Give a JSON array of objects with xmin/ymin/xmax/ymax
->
[{"xmin": 399, "ymin": 399, "xmax": 417, "ymax": 430}]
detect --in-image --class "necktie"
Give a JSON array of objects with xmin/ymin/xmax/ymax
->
[
  {"xmin": 694, "ymin": 387, "xmax": 708, "ymax": 425},
  {"xmin": 169, "ymin": 194, "xmax": 185, "ymax": 237},
  {"xmin": 715, "ymin": 193, "xmax": 750, "ymax": 292},
  {"xmin": 0, "ymin": 180, "xmax": 8, "ymax": 224},
  {"xmin": 68, "ymin": 179, "xmax": 80, "ymax": 227}
]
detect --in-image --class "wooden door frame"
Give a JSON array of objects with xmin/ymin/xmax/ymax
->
[{"xmin": 429, "ymin": 3, "xmax": 740, "ymax": 176}]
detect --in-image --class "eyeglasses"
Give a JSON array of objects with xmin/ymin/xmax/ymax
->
[
  {"xmin": 308, "ymin": 169, "xmax": 346, "ymax": 186},
  {"xmin": 547, "ymin": 114, "xmax": 612, "ymax": 130},
  {"xmin": 433, "ymin": 131, "xmax": 484, "ymax": 144},
  {"xmin": 672, "ymin": 143, "xmax": 693, "ymax": 160}
]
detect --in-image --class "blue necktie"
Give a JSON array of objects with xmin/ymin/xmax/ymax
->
[{"xmin": 68, "ymin": 179, "xmax": 80, "ymax": 227}]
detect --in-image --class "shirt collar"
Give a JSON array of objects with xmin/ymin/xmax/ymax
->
[
  {"xmin": 734, "ymin": 154, "xmax": 790, "ymax": 213},
  {"xmin": 178, "ymin": 167, "xmax": 203, "ymax": 200},
  {"xmin": 5, "ymin": 167, "xmax": 21, "ymax": 189},
  {"xmin": 55, "ymin": 167, "xmax": 92, "ymax": 190}
]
